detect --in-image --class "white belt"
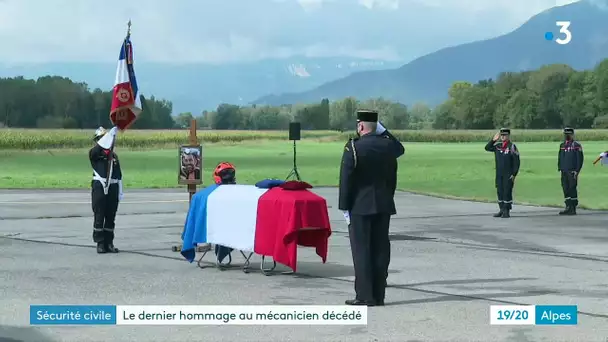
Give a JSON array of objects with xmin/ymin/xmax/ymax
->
[
  {"xmin": 93, "ymin": 172, "xmax": 119, "ymax": 184},
  {"xmin": 93, "ymin": 176, "xmax": 119, "ymax": 184},
  {"xmin": 93, "ymin": 170, "xmax": 123, "ymax": 197}
]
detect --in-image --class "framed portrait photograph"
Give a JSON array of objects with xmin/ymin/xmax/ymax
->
[{"xmin": 178, "ymin": 145, "xmax": 202, "ymax": 185}]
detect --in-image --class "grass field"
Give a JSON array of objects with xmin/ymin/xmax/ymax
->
[{"xmin": 1, "ymin": 139, "xmax": 608, "ymax": 209}]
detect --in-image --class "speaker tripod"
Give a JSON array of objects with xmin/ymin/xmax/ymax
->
[{"xmin": 286, "ymin": 140, "xmax": 301, "ymax": 181}]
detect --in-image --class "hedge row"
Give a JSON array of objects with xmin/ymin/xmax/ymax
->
[{"xmin": 1, "ymin": 129, "xmax": 607, "ymax": 149}]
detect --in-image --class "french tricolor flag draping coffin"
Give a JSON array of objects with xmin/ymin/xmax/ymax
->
[
  {"xmin": 110, "ymin": 34, "xmax": 141, "ymax": 131},
  {"xmin": 181, "ymin": 184, "xmax": 332, "ymax": 272}
]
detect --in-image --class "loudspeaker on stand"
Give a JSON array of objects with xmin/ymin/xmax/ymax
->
[
  {"xmin": 289, "ymin": 122, "xmax": 301, "ymax": 141},
  {"xmin": 286, "ymin": 122, "xmax": 301, "ymax": 180}
]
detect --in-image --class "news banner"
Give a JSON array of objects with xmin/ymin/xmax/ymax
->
[
  {"xmin": 29, "ymin": 304, "xmax": 578, "ymax": 326},
  {"xmin": 490, "ymin": 305, "xmax": 578, "ymax": 325},
  {"xmin": 29, "ymin": 305, "xmax": 367, "ymax": 325}
]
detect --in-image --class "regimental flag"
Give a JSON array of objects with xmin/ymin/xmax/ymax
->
[
  {"xmin": 180, "ymin": 184, "xmax": 332, "ymax": 272},
  {"xmin": 110, "ymin": 26, "xmax": 141, "ymax": 131}
]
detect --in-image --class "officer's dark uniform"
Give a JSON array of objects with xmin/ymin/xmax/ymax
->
[
  {"xmin": 338, "ymin": 110, "xmax": 405, "ymax": 306},
  {"xmin": 558, "ymin": 127, "xmax": 584, "ymax": 215},
  {"xmin": 484, "ymin": 128, "xmax": 520, "ymax": 218},
  {"xmin": 90, "ymin": 128, "xmax": 123, "ymax": 254}
]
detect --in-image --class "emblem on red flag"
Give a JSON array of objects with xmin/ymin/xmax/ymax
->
[
  {"xmin": 117, "ymin": 88, "xmax": 131, "ymax": 103},
  {"xmin": 110, "ymin": 110, "xmax": 137, "ymax": 131}
]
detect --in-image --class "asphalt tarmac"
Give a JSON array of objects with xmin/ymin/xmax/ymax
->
[{"xmin": 1, "ymin": 188, "xmax": 607, "ymax": 342}]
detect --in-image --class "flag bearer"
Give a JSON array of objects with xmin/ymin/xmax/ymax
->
[{"xmin": 90, "ymin": 126, "xmax": 123, "ymax": 253}]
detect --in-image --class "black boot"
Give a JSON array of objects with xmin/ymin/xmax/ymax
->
[
  {"xmin": 97, "ymin": 242, "xmax": 106, "ymax": 254},
  {"xmin": 493, "ymin": 203, "xmax": 503, "ymax": 217},
  {"xmin": 501, "ymin": 209, "xmax": 510, "ymax": 218},
  {"xmin": 105, "ymin": 242, "xmax": 119, "ymax": 253},
  {"xmin": 345, "ymin": 299, "xmax": 376, "ymax": 306},
  {"xmin": 564, "ymin": 206, "xmax": 576, "ymax": 216},
  {"xmin": 559, "ymin": 206, "xmax": 571, "ymax": 215}
]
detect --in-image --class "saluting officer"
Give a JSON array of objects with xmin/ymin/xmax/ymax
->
[
  {"xmin": 558, "ymin": 127, "xmax": 584, "ymax": 215},
  {"xmin": 338, "ymin": 110, "xmax": 405, "ymax": 306},
  {"xmin": 484, "ymin": 128, "xmax": 520, "ymax": 218},
  {"xmin": 90, "ymin": 127, "xmax": 123, "ymax": 254}
]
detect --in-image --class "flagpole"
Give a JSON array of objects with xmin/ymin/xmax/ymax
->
[{"xmin": 104, "ymin": 19, "xmax": 131, "ymax": 194}]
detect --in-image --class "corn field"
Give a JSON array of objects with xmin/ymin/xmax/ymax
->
[
  {"xmin": 1, "ymin": 128, "xmax": 607, "ymax": 150},
  {"xmin": 0, "ymin": 129, "xmax": 342, "ymax": 149}
]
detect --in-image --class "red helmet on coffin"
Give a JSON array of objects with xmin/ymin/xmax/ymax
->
[{"xmin": 213, "ymin": 162, "xmax": 236, "ymax": 184}]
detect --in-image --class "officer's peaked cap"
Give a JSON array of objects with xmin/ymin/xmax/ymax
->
[
  {"xmin": 563, "ymin": 127, "xmax": 574, "ymax": 134},
  {"xmin": 500, "ymin": 128, "xmax": 510, "ymax": 135},
  {"xmin": 357, "ymin": 110, "xmax": 378, "ymax": 122}
]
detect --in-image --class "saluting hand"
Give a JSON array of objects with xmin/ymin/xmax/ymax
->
[{"xmin": 493, "ymin": 132, "xmax": 500, "ymax": 141}]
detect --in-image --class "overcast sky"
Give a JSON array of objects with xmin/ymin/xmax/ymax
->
[{"xmin": 0, "ymin": 0, "xmax": 582, "ymax": 64}]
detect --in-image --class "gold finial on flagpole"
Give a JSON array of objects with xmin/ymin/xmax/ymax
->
[{"xmin": 127, "ymin": 19, "xmax": 132, "ymax": 36}]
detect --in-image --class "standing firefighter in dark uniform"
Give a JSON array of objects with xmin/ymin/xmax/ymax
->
[
  {"xmin": 485, "ymin": 128, "xmax": 520, "ymax": 218},
  {"xmin": 90, "ymin": 127, "xmax": 123, "ymax": 254},
  {"xmin": 558, "ymin": 127, "xmax": 584, "ymax": 215},
  {"xmin": 338, "ymin": 110, "xmax": 405, "ymax": 306}
]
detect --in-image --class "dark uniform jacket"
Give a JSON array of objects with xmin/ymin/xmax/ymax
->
[
  {"xmin": 89, "ymin": 144, "xmax": 123, "ymax": 186},
  {"xmin": 338, "ymin": 130, "xmax": 405, "ymax": 216},
  {"xmin": 484, "ymin": 140, "xmax": 520, "ymax": 177},
  {"xmin": 558, "ymin": 140, "xmax": 584, "ymax": 172}
]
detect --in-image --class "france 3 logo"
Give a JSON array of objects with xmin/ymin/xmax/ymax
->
[{"xmin": 544, "ymin": 21, "xmax": 572, "ymax": 45}]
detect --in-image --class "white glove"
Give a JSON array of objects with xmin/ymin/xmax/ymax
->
[
  {"xmin": 342, "ymin": 211, "xmax": 351, "ymax": 226},
  {"xmin": 118, "ymin": 180, "xmax": 124, "ymax": 201},
  {"xmin": 97, "ymin": 128, "xmax": 117, "ymax": 149},
  {"xmin": 376, "ymin": 121, "xmax": 386, "ymax": 135},
  {"xmin": 109, "ymin": 126, "xmax": 119, "ymax": 136}
]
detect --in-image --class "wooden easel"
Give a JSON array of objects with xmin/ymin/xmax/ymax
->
[
  {"xmin": 171, "ymin": 118, "xmax": 201, "ymax": 252},
  {"xmin": 187, "ymin": 118, "xmax": 198, "ymax": 202}
]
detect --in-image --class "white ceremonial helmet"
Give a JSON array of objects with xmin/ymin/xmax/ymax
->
[{"xmin": 93, "ymin": 127, "xmax": 107, "ymax": 140}]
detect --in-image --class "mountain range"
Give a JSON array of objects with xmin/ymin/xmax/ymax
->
[
  {"xmin": 1, "ymin": 1, "xmax": 606, "ymax": 113},
  {"xmin": 253, "ymin": 0, "xmax": 608, "ymax": 107},
  {"xmin": 0, "ymin": 57, "xmax": 401, "ymax": 114},
  {"xmin": 0, "ymin": 0, "xmax": 556, "ymax": 115}
]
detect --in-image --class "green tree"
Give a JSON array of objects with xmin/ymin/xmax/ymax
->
[
  {"xmin": 494, "ymin": 89, "xmax": 539, "ymax": 128},
  {"xmin": 175, "ymin": 112, "xmax": 194, "ymax": 128},
  {"xmin": 408, "ymin": 102, "xmax": 433, "ymax": 130},
  {"xmin": 4, "ymin": 58, "xmax": 608, "ymax": 131},
  {"xmin": 0, "ymin": 76, "xmax": 175, "ymax": 129},
  {"xmin": 594, "ymin": 59, "xmax": 608, "ymax": 115},
  {"xmin": 211, "ymin": 104, "xmax": 241, "ymax": 129},
  {"xmin": 529, "ymin": 65, "xmax": 574, "ymax": 128}
]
